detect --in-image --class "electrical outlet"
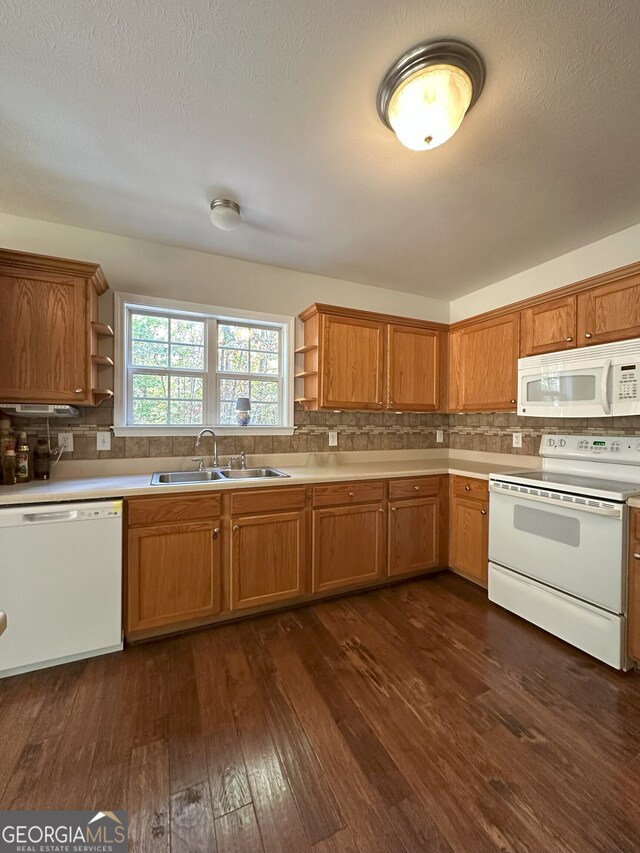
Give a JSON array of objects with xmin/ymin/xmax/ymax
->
[
  {"xmin": 512, "ymin": 432, "xmax": 523, "ymax": 448},
  {"xmin": 328, "ymin": 430, "xmax": 338, "ymax": 447},
  {"xmin": 436, "ymin": 429, "xmax": 444, "ymax": 443},
  {"xmin": 58, "ymin": 432, "xmax": 74, "ymax": 453},
  {"xmin": 96, "ymin": 431, "xmax": 111, "ymax": 451}
]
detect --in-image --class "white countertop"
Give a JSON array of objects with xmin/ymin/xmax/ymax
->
[{"xmin": 0, "ymin": 450, "xmax": 538, "ymax": 506}]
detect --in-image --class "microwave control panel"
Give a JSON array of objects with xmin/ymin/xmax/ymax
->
[
  {"xmin": 615, "ymin": 363, "xmax": 638, "ymax": 401},
  {"xmin": 543, "ymin": 434, "xmax": 640, "ymax": 461}
]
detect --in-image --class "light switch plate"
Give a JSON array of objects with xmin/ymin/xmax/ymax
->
[
  {"xmin": 512, "ymin": 432, "xmax": 523, "ymax": 448},
  {"xmin": 328, "ymin": 430, "xmax": 338, "ymax": 447},
  {"xmin": 436, "ymin": 429, "xmax": 444, "ymax": 443},
  {"xmin": 58, "ymin": 432, "xmax": 74, "ymax": 453},
  {"xmin": 97, "ymin": 431, "xmax": 111, "ymax": 451}
]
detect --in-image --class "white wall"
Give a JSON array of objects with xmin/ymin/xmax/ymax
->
[
  {"xmin": 450, "ymin": 222, "xmax": 640, "ymax": 322},
  {"xmin": 0, "ymin": 213, "xmax": 449, "ymax": 323}
]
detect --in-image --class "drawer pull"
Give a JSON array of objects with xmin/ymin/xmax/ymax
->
[
  {"xmin": 634, "ymin": 553, "xmax": 640, "ymax": 560},
  {"xmin": 465, "ymin": 485, "xmax": 471, "ymax": 491},
  {"xmin": 75, "ymin": 387, "xmax": 84, "ymax": 394},
  {"xmin": 233, "ymin": 524, "xmax": 240, "ymax": 531},
  {"xmin": 212, "ymin": 527, "xmax": 220, "ymax": 539},
  {"xmin": 414, "ymin": 485, "xmax": 420, "ymax": 491},
  {"xmin": 349, "ymin": 491, "xmax": 355, "ymax": 496},
  {"xmin": 565, "ymin": 336, "xmax": 573, "ymax": 342},
  {"xmin": 379, "ymin": 508, "xmax": 384, "ymax": 512},
  {"xmin": 390, "ymin": 506, "xmax": 396, "ymax": 512},
  {"xmin": 585, "ymin": 332, "xmax": 593, "ymax": 339},
  {"xmin": 481, "ymin": 510, "xmax": 487, "ymax": 516}
]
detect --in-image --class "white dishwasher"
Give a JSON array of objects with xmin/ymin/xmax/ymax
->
[{"xmin": 0, "ymin": 499, "xmax": 123, "ymax": 678}]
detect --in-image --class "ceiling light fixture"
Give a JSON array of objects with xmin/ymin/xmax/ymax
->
[
  {"xmin": 209, "ymin": 198, "xmax": 241, "ymax": 231},
  {"xmin": 377, "ymin": 39, "xmax": 485, "ymax": 151}
]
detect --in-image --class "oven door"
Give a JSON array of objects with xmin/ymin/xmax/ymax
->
[
  {"xmin": 488, "ymin": 483, "xmax": 625, "ymax": 613},
  {"xmin": 518, "ymin": 359, "xmax": 611, "ymax": 418}
]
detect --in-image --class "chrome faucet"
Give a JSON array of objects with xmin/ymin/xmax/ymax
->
[{"xmin": 195, "ymin": 428, "xmax": 219, "ymax": 468}]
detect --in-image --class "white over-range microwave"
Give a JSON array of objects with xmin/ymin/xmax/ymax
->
[{"xmin": 518, "ymin": 337, "xmax": 640, "ymax": 418}]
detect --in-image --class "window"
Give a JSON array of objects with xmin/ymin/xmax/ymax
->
[{"xmin": 115, "ymin": 294, "xmax": 294, "ymax": 435}]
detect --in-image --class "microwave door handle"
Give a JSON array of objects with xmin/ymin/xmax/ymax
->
[{"xmin": 601, "ymin": 359, "xmax": 612, "ymax": 415}]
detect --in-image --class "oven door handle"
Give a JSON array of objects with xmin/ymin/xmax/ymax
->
[
  {"xmin": 601, "ymin": 358, "xmax": 612, "ymax": 415},
  {"xmin": 490, "ymin": 482, "xmax": 623, "ymax": 518}
]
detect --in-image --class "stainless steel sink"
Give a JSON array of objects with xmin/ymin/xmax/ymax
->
[
  {"xmin": 150, "ymin": 470, "xmax": 225, "ymax": 485},
  {"xmin": 217, "ymin": 467, "xmax": 290, "ymax": 479}
]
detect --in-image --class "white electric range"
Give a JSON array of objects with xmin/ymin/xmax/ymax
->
[{"xmin": 488, "ymin": 434, "xmax": 640, "ymax": 670}]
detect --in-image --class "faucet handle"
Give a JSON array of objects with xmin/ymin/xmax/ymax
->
[{"xmin": 192, "ymin": 456, "xmax": 205, "ymax": 471}]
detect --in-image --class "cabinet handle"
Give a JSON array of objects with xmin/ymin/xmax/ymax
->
[
  {"xmin": 634, "ymin": 553, "xmax": 640, "ymax": 560},
  {"xmin": 233, "ymin": 524, "xmax": 240, "ymax": 531},
  {"xmin": 414, "ymin": 485, "xmax": 420, "ymax": 490},
  {"xmin": 379, "ymin": 507, "xmax": 384, "ymax": 512},
  {"xmin": 75, "ymin": 388, "xmax": 84, "ymax": 394},
  {"xmin": 465, "ymin": 485, "xmax": 471, "ymax": 491},
  {"xmin": 390, "ymin": 506, "xmax": 396, "ymax": 512},
  {"xmin": 348, "ymin": 491, "xmax": 355, "ymax": 496},
  {"xmin": 212, "ymin": 527, "xmax": 220, "ymax": 539},
  {"xmin": 565, "ymin": 336, "xmax": 573, "ymax": 342},
  {"xmin": 510, "ymin": 399, "xmax": 516, "ymax": 404},
  {"xmin": 377, "ymin": 401, "xmax": 383, "ymax": 406},
  {"xmin": 585, "ymin": 333, "xmax": 593, "ymax": 339},
  {"xmin": 481, "ymin": 510, "xmax": 487, "ymax": 515}
]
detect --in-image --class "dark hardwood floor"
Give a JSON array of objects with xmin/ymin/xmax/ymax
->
[{"xmin": 2, "ymin": 572, "xmax": 640, "ymax": 852}]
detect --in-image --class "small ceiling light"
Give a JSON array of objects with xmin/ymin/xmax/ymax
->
[
  {"xmin": 377, "ymin": 39, "xmax": 485, "ymax": 151},
  {"xmin": 209, "ymin": 198, "xmax": 241, "ymax": 231}
]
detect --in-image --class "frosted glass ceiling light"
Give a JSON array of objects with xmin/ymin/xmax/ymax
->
[
  {"xmin": 377, "ymin": 39, "xmax": 485, "ymax": 151},
  {"xmin": 209, "ymin": 198, "xmax": 241, "ymax": 231}
]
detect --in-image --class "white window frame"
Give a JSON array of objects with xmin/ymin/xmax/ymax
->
[{"xmin": 113, "ymin": 293, "xmax": 295, "ymax": 436}]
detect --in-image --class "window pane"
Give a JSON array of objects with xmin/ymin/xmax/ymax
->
[
  {"xmin": 251, "ymin": 380, "xmax": 279, "ymax": 402},
  {"xmin": 218, "ymin": 348, "xmax": 249, "ymax": 373},
  {"xmin": 171, "ymin": 318, "xmax": 204, "ymax": 345},
  {"xmin": 131, "ymin": 314, "xmax": 168, "ymax": 342},
  {"xmin": 250, "ymin": 328, "xmax": 279, "ymax": 352},
  {"xmin": 132, "ymin": 340, "xmax": 169, "ymax": 368},
  {"xmin": 170, "ymin": 400, "xmax": 203, "ymax": 425},
  {"xmin": 133, "ymin": 399, "xmax": 168, "ymax": 424},
  {"xmin": 218, "ymin": 324, "xmax": 250, "ymax": 348},
  {"xmin": 132, "ymin": 373, "xmax": 168, "ymax": 398},
  {"xmin": 171, "ymin": 343, "xmax": 205, "ymax": 370},
  {"xmin": 250, "ymin": 403, "xmax": 279, "ymax": 425},
  {"xmin": 219, "ymin": 378, "xmax": 250, "ymax": 400},
  {"xmin": 219, "ymin": 401, "xmax": 236, "ymax": 425},
  {"xmin": 250, "ymin": 351, "xmax": 279, "ymax": 375},
  {"xmin": 170, "ymin": 376, "xmax": 203, "ymax": 400}
]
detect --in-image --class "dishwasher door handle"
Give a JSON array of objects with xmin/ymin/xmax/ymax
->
[{"xmin": 23, "ymin": 510, "xmax": 79, "ymax": 523}]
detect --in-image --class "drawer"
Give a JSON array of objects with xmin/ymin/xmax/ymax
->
[
  {"xmin": 230, "ymin": 486, "xmax": 307, "ymax": 515},
  {"xmin": 451, "ymin": 475, "xmax": 488, "ymax": 501},
  {"xmin": 312, "ymin": 480, "xmax": 385, "ymax": 507},
  {"xmin": 127, "ymin": 493, "xmax": 222, "ymax": 525},
  {"xmin": 388, "ymin": 475, "xmax": 440, "ymax": 500},
  {"xmin": 631, "ymin": 508, "xmax": 640, "ymax": 543}
]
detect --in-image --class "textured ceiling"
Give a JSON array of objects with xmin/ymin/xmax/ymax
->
[{"xmin": 2, "ymin": 0, "xmax": 640, "ymax": 300}]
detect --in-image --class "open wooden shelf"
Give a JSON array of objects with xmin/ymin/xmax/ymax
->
[
  {"xmin": 92, "ymin": 389, "xmax": 114, "ymax": 404},
  {"xmin": 294, "ymin": 345, "xmax": 317, "ymax": 354},
  {"xmin": 294, "ymin": 371, "xmax": 318, "ymax": 379},
  {"xmin": 92, "ymin": 354, "xmax": 114, "ymax": 367},
  {"xmin": 92, "ymin": 322, "xmax": 114, "ymax": 337},
  {"xmin": 295, "ymin": 397, "xmax": 317, "ymax": 404}
]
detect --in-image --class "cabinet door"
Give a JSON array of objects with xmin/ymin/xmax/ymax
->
[
  {"xmin": 231, "ymin": 511, "xmax": 306, "ymax": 610},
  {"xmin": 520, "ymin": 295, "xmax": 577, "ymax": 356},
  {"xmin": 450, "ymin": 313, "xmax": 519, "ymax": 412},
  {"xmin": 387, "ymin": 325, "xmax": 441, "ymax": 411},
  {"xmin": 320, "ymin": 314, "xmax": 384, "ymax": 409},
  {"xmin": 0, "ymin": 275, "xmax": 87, "ymax": 402},
  {"xmin": 388, "ymin": 497, "xmax": 440, "ymax": 577},
  {"xmin": 312, "ymin": 503, "xmax": 385, "ymax": 593},
  {"xmin": 577, "ymin": 276, "xmax": 640, "ymax": 345},
  {"xmin": 127, "ymin": 520, "xmax": 222, "ymax": 633},
  {"xmin": 449, "ymin": 496, "xmax": 488, "ymax": 584},
  {"xmin": 628, "ymin": 509, "xmax": 640, "ymax": 662}
]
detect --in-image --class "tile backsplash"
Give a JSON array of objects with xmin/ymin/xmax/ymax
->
[{"xmin": 5, "ymin": 400, "xmax": 640, "ymax": 463}]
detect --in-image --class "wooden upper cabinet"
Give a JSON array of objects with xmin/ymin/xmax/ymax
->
[
  {"xmin": 449, "ymin": 313, "xmax": 520, "ymax": 412},
  {"xmin": 320, "ymin": 313, "xmax": 384, "ymax": 410},
  {"xmin": 577, "ymin": 274, "xmax": 640, "ymax": 345},
  {"xmin": 520, "ymin": 295, "xmax": 577, "ymax": 357},
  {"xmin": 0, "ymin": 250, "xmax": 112, "ymax": 405},
  {"xmin": 387, "ymin": 325, "xmax": 441, "ymax": 411}
]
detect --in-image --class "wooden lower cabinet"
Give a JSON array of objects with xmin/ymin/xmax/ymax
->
[
  {"xmin": 312, "ymin": 503, "xmax": 385, "ymax": 593},
  {"xmin": 388, "ymin": 496, "xmax": 439, "ymax": 577},
  {"xmin": 449, "ymin": 476, "xmax": 489, "ymax": 585},
  {"xmin": 127, "ymin": 519, "xmax": 222, "ymax": 634},
  {"xmin": 230, "ymin": 510, "xmax": 306, "ymax": 609},
  {"xmin": 628, "ymin": 508, "xmax": 640, "ymax": 662}
]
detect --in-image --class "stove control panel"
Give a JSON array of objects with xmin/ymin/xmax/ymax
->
[{"xmin": 542, "ymin": 434, "xmax": 640, "ymax": 462}]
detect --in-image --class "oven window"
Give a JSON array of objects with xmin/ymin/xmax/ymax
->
[
  {"xmin": 514, "ymin": 505, "xmax": 580, "ymax": 547},
  {"xmin": 525, "ymin": 374, "xmax": 596, "ymax": 403}
]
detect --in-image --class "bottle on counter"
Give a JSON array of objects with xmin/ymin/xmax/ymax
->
[
  {"xmin": 0, "ymin": 418, "xmax": 13, "ymax": 486},
  {"xmin": 34, "ymin": 438, "xmax": 51, "ymax": 481},
  {"xmin": 16, "ymin": 432, "xmax": 31, "ymax": 483},
  {"xmin": 2, "ymin": 448, "xmax": 16, "ymax": 486}
]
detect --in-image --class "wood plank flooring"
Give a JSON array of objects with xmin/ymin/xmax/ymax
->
[{"xmin": 3, "ymin": 572, "xmax": 640, "ymax": 852}]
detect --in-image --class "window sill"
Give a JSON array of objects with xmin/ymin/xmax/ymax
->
[{"xmin": 112, "ymin": 425, "xmax": 296, "ymax": 437}]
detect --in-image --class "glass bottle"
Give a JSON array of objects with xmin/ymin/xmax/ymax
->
[
  {"xmin": 16, "ymin": 432, "xmax": 31, "ymax": 483},
  {"xmin": 34, "ymin": 438, "xmax": 51, "ymax": 481},
  {"xmin": 0, "ymin": 418, "xmax": 13, "ymax": 486},
  {"xmin": 2, "ymin": 448, "xmax": 16, "ymax": 486}
]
